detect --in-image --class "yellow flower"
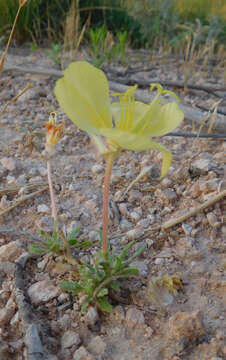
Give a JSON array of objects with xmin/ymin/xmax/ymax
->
[
  {"xmin": 45, "ymin": 112, "xmax": 64, "ymax": 150},
  {"xmin": 54, "ymin": 61, "xmax": 184, "ymax": 177}
]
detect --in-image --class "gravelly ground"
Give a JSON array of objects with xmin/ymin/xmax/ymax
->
[{"xmin": 0, "ymin": 47, "xmax": 225, "ymax": 360}]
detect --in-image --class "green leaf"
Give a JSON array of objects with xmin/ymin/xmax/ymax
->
[
  {"xmin": 118, "ymin": 267, "xmax": 139, "ymax": 277},
  {"xmin": 96, "ymin": 296, "xmax": 113, "ymax": 312},
  {"xmin": 113, "ymin": 257, "xmax": 122, "ymax": 273},
  {"xmin": 71, "ymin": 240, "xmax": 92, "ymax": 249},
  {"xmin": 118, "ymin": 240, "xmax": 135, "ymax": 262},
  {"xmin": 81, "ymin": 296, "xmax": 92, "ymax": 313},
  {"xmin": 29, "ymin": 245, "xmax": 47, "ymax": 255},
  {"xmin": 109, "ymin": 280, "xmax": 120, "ymax": 292},
  {"xmin": 98, "ymin": 229, "xmax": 103, "ymax": 245},
  {"xmin": 67, "ymin": 226, "xmax": 81, "ymax": 242},
  {"xmin": 52, "ymin": 221, "xmax": 58, "ymax": 242},
  {"xmin": 97, "ymin": 287, "xmax": 108, "ymax": 297},
  {"xmin": 123, "ymin": 243, "xmax": 146, "ymax": 267},
  {"xmin": 60, "ymin": 281, "xmax": 83, "ymax": 295}
]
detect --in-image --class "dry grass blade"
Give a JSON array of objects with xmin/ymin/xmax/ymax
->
[
  {"xmin": 0, "ymin": 1, "xmax": 26, "ymax": 76},
  {"xmin": 162, "ymin": 190, "xmax": 226, "ymax": 230},
  {"xmin": 0, "ymin": 187, "xmax": 48, "ymax": 217},
  {"xmin": 0, "ymin": 182, "xmax": 48, "ymax": 196},
  {"xmin": 119, "ymin": 165, "xmax": 152, "ymax": 200},
  {"xmin": 208, "ymin": 99, "xmax": 223, "ymax": 133},
  {"xmin": 0, "ymin": 83, "xmax": 31, "ymax": 117},
  {"xmin": 62, "ymin": 0, "xmax": 81, "ymax": 69}
]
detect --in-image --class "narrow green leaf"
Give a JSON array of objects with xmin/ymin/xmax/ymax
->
[
  {"xmin": 110, "ymin": 280, "xmax": 120, "ymax": 292},
  {"xmin": 118, "ymin": 241, "xmax": 135, "ymax": 262},
  {"xmin": 72, "ymin": 241, "xmax": 92, "ymax": 249},
  {"xmin": 81, "ymin": 297, "xmax": 92, "ymax": 313},
  {"xmin": 123, "ymin": 243, "xmax": 146, "ymax": 267},
  {"xmin": 96, "ymin": 297, "xmax": 113, "ymax": 312},
  {"xmin": 60, "ymin": 281, "xmax": 83, "ymax": 295},
  {"xmin": 118, "ymin": 267, "xmax": 139, "ymax": 277},
  {"xmin": 67, "ymin": 226, "xmax": 81, "ymax": 242},
  {"xmin": 29, "ymin": 245, "xmax": 46, "ymax": 255},
  {"xmin": 52, "ymin": 221, "xmax": 58, "ymax": 242},
  {"xmin": 113, "ymin": 257, "xmax": 122, "ymax": 273}
]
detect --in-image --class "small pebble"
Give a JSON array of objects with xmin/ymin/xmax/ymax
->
[
  {"xmin": 130, "ymin": 211, "xmax": 141, "ymax": 222},
  {"xmin": 87, "ymin": 336, "xmax": 106, "ymax": 355},
  {"xmin": 131, "ymin": 261, "xmax": 148, "ymax": 276},
  {"xmin": 1, "ymin": 157, "xmax": 16, "ymax": 171},
  {"xmin": 37, "ymin": 204, "xmax": 50, "ymax": 214},
  {"xmin": 61, "ymin": 331, "xmax": 81, "ymax": 350},
  {"xmin": 91, "ymin": 164, "xmax": 103, "ymax": 174},
  {"xmin": 126, "ymin": 228, "xmax": 144, "ymax": 241},
  {"xmin": 206, "ymin": 213, "xmax": 220, "ymax": 228},
  {"xmin": 125, "ymin": 307, "xmax": 145, "ymax": 328},
  {"xmin": 6, "ymin": 175, "xmax": 16, "ymax": 184},
  {"xmin": 85, "ymin": 306, "xmax": 99, "ymax": 327},
  {"xmin": 154, "ymin": 258, "xmax": 164, "ymax": 265},
  {"xmin": 73, "ymin": 346, "xmax": 93, "ymax": 360}
]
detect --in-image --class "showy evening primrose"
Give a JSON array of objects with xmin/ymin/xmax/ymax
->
[{"xmin": 54, "ymin": 61, "xmax": 184, "ymax": 177}]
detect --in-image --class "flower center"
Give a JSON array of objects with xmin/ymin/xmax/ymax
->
[{"xmin": 113, "ymin": 85, "xmax": 137, "ymax": 132}]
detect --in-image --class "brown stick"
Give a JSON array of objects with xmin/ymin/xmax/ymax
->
[
  {"xmin": 0, "ymin": 187, "xmax": 48, "ymax": 217},
  {"xmin": 162, "ymin": 190, "xmax": 226, "ymax": 230}
]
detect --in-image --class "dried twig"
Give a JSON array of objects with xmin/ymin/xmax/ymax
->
[
  {"xmin": 162, "ymin": 190, "xmax": 226, "ymax": 230},
  {"xmin": 0, "ymin": 187, "xmax": 48, "ymax": 217},
  {"xmin": 107, "ymin": 75, "xmax": 226, "ymax": 95},
  {"xmin": 0, "ymin": 182, "xmax": 48, "ymax": 196},
  {"xmin": 0, "ymin": 83, "xmax": 31, "ymax": 116}
]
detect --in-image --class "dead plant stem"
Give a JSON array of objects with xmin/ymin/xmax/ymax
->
[{"xmin": 162, "ymin": 190, "xmax": 226, "ymax": 230}]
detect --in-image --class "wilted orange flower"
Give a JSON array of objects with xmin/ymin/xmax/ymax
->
[
  {"xmin": 19, "ymin": 0, "xmax": 28, "ymax": 6},
  {"xmin": 45, "ymin": 112, "xmax": 64, "ymax": 148}
]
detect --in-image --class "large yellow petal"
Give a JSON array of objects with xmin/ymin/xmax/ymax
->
[
  {"xmin": 54, "ymin": 62, "xmax": 112, "ymax": 134},
  {"xmin": 133, "ymin": 101, "xmax": 184, "ymax": 137},
  {"xmin": 99, "ymin": 128, "xmax": 172, "ymax": 177}
]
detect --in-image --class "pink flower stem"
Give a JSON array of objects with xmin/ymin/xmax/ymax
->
[
  {"xmin": 102, "ymin": 154, "xmax": 114, "ymax": 258},
  {"xmin": 47, "ymin": 158, "xmax": 71, "ymax": 258},
  {"xmin": 47, "ymin": 159, "xmax": 58, "ymax": 226}
]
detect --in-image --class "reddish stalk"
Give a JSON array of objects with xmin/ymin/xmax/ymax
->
[
  {"xmin": 102, "ymin": 154, "xmax": 115, "ymax": 258},
  {"xmin": 47, "ymin": 159, "xmax": 58, "ymax": 224}
]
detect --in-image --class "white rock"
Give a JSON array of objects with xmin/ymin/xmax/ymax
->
[
  {"xmin": 88, "ymin": 231, "xmax": 99, "ymax": 242},
  {"xmin": 206, "ymin": 213, "xmax": 220, "ymax": 228},
  {"xmin": 87, "ymin": 336, "xmax": 106, "ymax": 355},
  {"xmin": 130, "ymin": 211, "xmax": 141, "ymax": 222},
  {"xmin": 73, "ymin": 346, "xmax": 93, "ymax": 360},
  {"xmin": 131, "ymin": 261, "xmax": 148, "ymax": 276},
  {"xmin": 154, "ymin": 258, "xmax": 164, "ymax": 265},
  {"xmin": 37, "ymin": 204, "xmax": 50, "ymax": 213},
  {"xmin": 0, "ymin": 241, "xmax": 22, "ymax": 262},
  {"xmin": 39, "ymin": 167, "xmax": 48, "ymax": 176},
  {"xmin": 193, "ymin": 158, "xmax": 210, "ymax": 171},
  {"xmin": 0, "ymin": 296, "xmax": 16, "ymax": 325},
  {"xmin": 6, "ymin": 175, "xmax": 16, "ymax": 184},
  {"xmin": 85, "ymin": 306, "xmax": 99, "ymax": 326},
  {"xmin": 28, "ymin": 280, "xmax": 59, "ymax": 305},
  {"xmin": 91, "ymin": 164, "xmax": 103, "ymax": 174},
  {"xmin": 0, "ymin": 195, "xmax": 10, "ymax": 209},
  {"xmin": 125, "ymin": 307, "xmax": 145, "ymax": 328},
  {"xmin": 0, "ymin": 157, "xmax": 16, "ymax": 171},
  {"xmin": 61, "ymin": 330, "xmax": 81, "ymax": 349},
  {"xmin": 137, "ymin": 218, "xmax": 150, "ymax": 228},
  {"xmin": 126, "ymin": 228, "xmax": 144, "ymax": 241}
]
